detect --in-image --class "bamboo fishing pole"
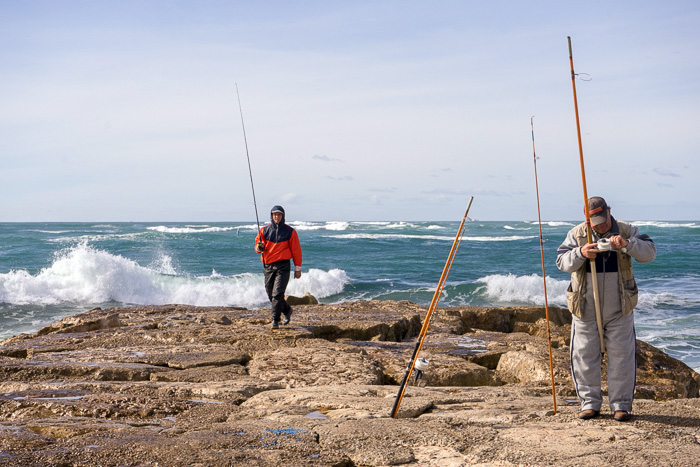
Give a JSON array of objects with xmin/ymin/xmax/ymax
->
[
  {"xmin": 531, "ymin": 116, "xmax": 557, "ymax": 414},
  {"xmin": 390, "ymin": 196, "xmax": 474, "ymax": 419},
  {"xmin": 567, "ymin": 37, "xmax": 605, "ymax": 354}
]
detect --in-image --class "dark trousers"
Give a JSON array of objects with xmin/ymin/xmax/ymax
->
[{"xmin": 264, "ymin": 260, "xmax": 292, "ymax": 323}]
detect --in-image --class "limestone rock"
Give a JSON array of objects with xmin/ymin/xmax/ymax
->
[
  {"xmin": 286, "ymin": 292, "xmax": 319, "ymax": 305},
  {"xmin": 495, "ymin": 349, "xmax": 554, "ymax": 385},
  {"xmin": 0, "ymin": 301, "xmax": 698, "ymax": 466},
  {"xmin": 247, "ymin": 345, "xmax": 384, "ymax": 387},
  {"xmin": 36, "ymin": 308, "xmax": 121, "ymax": 335}
]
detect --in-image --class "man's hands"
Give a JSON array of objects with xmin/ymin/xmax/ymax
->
[
  {"xmin": 255, "ymin": 242, "xmax": 265, "ymax": 253},
  {"xmin": 609, "ymin": 235, "xmax": 629, "ymax": 249},
  {"xmin": 581, "ymin": 243, "xmax": 599, "ymax": 259},
  {"xmin": 581, "ymin": 235, "xmax": 629, "ymax": 259}
]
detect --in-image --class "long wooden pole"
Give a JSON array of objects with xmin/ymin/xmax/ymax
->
[
  {"xmin": 390, "ymin": 196, "xmax": 474, "ymax": 418},
  {"xmin": 531, "ymin": 117, "xmax": 557, "ymax": 414},
  {"xmin": 567, "ymin": 37, "xmax": 605, "ymax": 354}
]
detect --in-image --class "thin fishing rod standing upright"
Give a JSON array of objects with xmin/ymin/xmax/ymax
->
[
  {"xmin": 236, "ymin": 83, "xmax": 262, "ymax": 233},
  {"xmin": 567, "ymin": 37, "xmax": 605, "ymax": 354},
  {"xmin": 390, "ymin": 196, "xmax": 474, "ymax": 419},
  {"xmin": 530, "ymin": 116, "xmax": 557, "ymax": 414}
]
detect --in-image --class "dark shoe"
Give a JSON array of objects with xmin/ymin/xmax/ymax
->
[
  {"xmin": 614, "ymin": 411, "xmax": 632, "ymax": 422},
  {"xmin": 271, "ymin": 321, "xmax": 279, "ymax": 330},
  {"xmin": 281, "ymin": 309, "xmax": 293, "ymax": 325},
  {"xmin": 578, "ymin": 409, "xmax": 600, "ymax": 420}
]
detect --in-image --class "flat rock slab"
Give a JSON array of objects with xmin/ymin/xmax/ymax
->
[{"xmin": 0, "ymin": 301, "xmax": 699, "ymax": 466}]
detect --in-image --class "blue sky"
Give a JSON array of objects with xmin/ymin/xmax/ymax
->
[{"xmin": 1, "ymin": 0, "xmax": 698, "ymax": 221}]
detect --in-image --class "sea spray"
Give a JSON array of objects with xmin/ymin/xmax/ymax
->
[
  {"xmin": 0, "ymin": 243, "xmax": 350, "ymax": 309},
  {"xmin": 476, "ymin": 273, "xmax": 569, "ymax": 306},
  {"xmin": 0, "ymin": 243, "xmax": 153, "ymax": 305}
]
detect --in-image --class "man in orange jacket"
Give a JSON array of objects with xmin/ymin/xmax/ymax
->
[{"xmin": 255, "ymin": 205, "xmax": 303, "ymax": 329}]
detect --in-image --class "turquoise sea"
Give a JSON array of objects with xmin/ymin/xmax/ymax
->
[{"xmin": 0, "ymin": 220, "xmax": 698, "ymax": 372}]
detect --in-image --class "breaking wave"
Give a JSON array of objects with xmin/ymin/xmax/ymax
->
[{"xmin": 0, "ymin": 243, "xmax": 349, "ymax": 309}]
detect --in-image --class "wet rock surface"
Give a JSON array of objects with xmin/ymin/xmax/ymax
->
[{"xmin": 1, "ymin": 300, "xmax": 699, "ymax": 466}]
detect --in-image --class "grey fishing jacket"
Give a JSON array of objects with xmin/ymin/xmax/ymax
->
[{"xmin": 556, "ymin": 217, "xmax": 656, "ymax": 318}]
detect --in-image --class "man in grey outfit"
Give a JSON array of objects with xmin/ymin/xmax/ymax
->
[{"xmin": 556, "ymin": 197, "xmax": 656, "ymax": 422}]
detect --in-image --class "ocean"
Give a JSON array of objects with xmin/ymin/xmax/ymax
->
[{"xmin": 0, "ymin": 220, "xmax": 698, "ymax": 372}]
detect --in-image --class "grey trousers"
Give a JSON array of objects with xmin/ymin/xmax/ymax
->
[{"xmin": 570, "ymin": 306, "xmax": 637, "ymax": 413}]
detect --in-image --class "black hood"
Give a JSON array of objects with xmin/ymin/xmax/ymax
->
[{"xmin": 270, "ymin": 205, "xmax": 286, "ymax": 225}]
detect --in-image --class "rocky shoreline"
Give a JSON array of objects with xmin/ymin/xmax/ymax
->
[{"xmin": 1, "ymin": 300, "xmax": 699, "ymax": 466}]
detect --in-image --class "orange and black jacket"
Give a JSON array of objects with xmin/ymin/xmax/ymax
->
[{"xmin": 255, "ymin": 219, "xmax": 302, "ymax": 267}]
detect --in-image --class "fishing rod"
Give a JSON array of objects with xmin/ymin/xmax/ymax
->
[
  {"xmin": 390, "ymin": 196, "xmax": 474, "ymax": 419},
  {"xmin": 568, "ymin": 37, "xmax": 605, "ymax": 354},
  {"xmin": 236, "ymin": 83, "xmax": 262, "ymax": 232},
  {"xmin": 236, "ymin": 83, "xmax": 266, "ymax": 261},
  {"xmin": 531, "ymin": 116, "xmax": 557, "ymax": 414}
]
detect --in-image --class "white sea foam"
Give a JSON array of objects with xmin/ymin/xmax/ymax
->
[
  {"xmin": 546, "ymin": 221, "xmax": 576, "ymax": 227},
  {"xmin": 352, "ymin": 221, "xmax": 391, "ymax": 226},
  {"xmin": 382, "ymin": 222, "xmax": 417, "ymax": 229},
  {"xmin": 504, "ymin": 225, "xmax": 532, "ymax": 231},
  {"xmin": 329, "ymin": 233, "xmax": 455, "ymax": 241},
  {"xmin": 29, "ymin": 230, "xmax": 74, "ymax": 234},
  {"xmin": 147, "ymin": 253, "xmax": 178, "ymax": 275},
  {"xmin": 475, "ymin": 273, "xmax": 698, "ymax": 313},
  {"xmin": 287, "ymin": 221, "xmax": 324, "ymax": 231},
  {"xmin": 524, "ymin": 221, "xmax": 576, "ymax": 227},
  {"xmin": 49, "ymin": 232, "xmax": 147, "ymax": 243},
  {"xmin": 476, "ymin": 273, "xmax": 569, "ymax": 306},
  {"xmin": 147, "ymin": 226, "xmax": 236, "ymax": 234},
  {"xmin": 636, "ymin": 289, "xmax": 700, "ymax": 309},
  {"xmin": 463, "ymin": 235, "xmax": 538, "ymax": 242},
  {"xmin": 328, "ymin": 233, "xmax": 537, "ymax": 242},
  {"xmin": 630, "ymin": 221, "xmax": 699, "ymax": 229},
  {"xmin": 0, "ymin": 243, "xmax": 350, "ymax": 308},
  {"xmin": 324, "ymin": 221, "xmax": 350, "ymax": 231},
  {"xmin": 235, "ymin": 224, "xmax": 259, "ymax": 230},
  {"xmin": 288, "ymin": 221, "xmax": 350, "ymax": 231},
  {"xmin": 349, "ymin": 221, "xmax": 417, "ymax": 229},
  {"xmin": 286, "ymin": 268, "xmax": 349, "ymax": 298}
]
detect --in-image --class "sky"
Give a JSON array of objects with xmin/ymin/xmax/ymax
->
[{"xmin": 1, "ymin": 0, "xmax": 698, "ymax": 222}]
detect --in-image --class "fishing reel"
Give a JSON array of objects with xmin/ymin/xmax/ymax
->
[
  {"xmin": 597, "ymin": 238, "xmax": 611, "ymax": 251},
  {"xmin": 596, "ymin": 238, "xmax": 612, "ymax": 260},
  {"xmin": 596, "ymin": 238, "xmax": 627, "ymax": 256},
  {"xmin": 412, "ymin": 357, "xmax": 429, "ymax": 385}
]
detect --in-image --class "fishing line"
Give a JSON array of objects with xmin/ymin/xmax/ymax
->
[
  {"xmin": 531, "ymin": 116, "xmax": 557, "ymax": 414},
  {"xmin": 235, "ymin": 83, "xmax": 262, "ymax": 232},
  {"xmin": 568, "ymin": 36, "xmax": 605, "ymax": 354}
]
